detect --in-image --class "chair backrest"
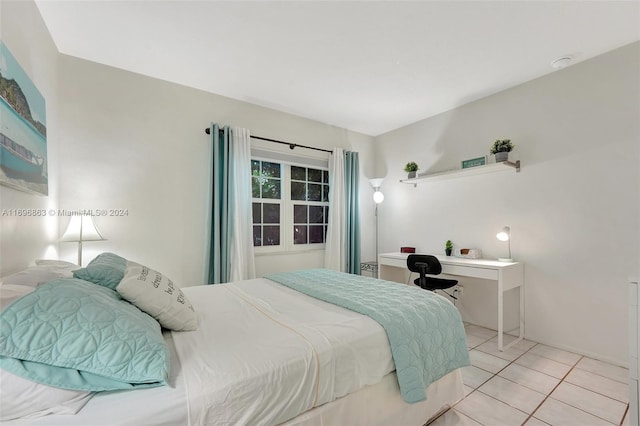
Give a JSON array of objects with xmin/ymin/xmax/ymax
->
[{"xmin": 407, "ymin": 254, "xmax": 442, "ymax": 275}]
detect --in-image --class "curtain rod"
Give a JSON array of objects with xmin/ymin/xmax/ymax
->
[{"xmin": 205, "ymin": 127, "xmax": 332, "ymax": 154}]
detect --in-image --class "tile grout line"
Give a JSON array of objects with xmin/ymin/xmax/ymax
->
[
  {"xmin": 461, "ymin": 331, "xmax": 628, "ymax": 425},
  {"xmin": 523, "ymin": 355, "xmax": 626, "ymax": 426},
  {"xmin": 447, "ymin": 340, "xmax": 538, "ymax": 425},
  {"xmin": 521, "ymin": 355, "xmax": 583, "ymax": 425},
  {"xmin": 620, "ymin": 404, "xmax": 630, "ymax": 426}
]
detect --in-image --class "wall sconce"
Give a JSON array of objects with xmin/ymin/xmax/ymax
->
[
  {"xmin": 496, "ymin": 226, "xmax": 512, "ymax": 262},
  {"xmin": 60, "ymin": 215, "xmax": 106, "ymax": 266}
]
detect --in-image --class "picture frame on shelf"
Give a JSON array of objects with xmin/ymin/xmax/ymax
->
[{"xmin": 461, "ymin": 156, "xmax": 487, "ymax": 169}]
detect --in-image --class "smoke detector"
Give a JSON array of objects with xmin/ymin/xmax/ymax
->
[{"xmin": 551, "ymin": 55, "xmax": 574, "ymax": 70}]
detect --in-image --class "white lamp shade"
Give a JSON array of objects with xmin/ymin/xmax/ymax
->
[
  {"xmin": 373, "ymin": 190, "xmax": 385, "ymax": 204},
  {"xmin": 60, "ymin": 216, "xmax": 105, "ymax": 242},
  {"xmin": 496, "ymin": 226, "xmax": 510, "ymax": 242},
  {"xmin": 369, "ymin": 178, "xmax": 384, "ymax": 189}
]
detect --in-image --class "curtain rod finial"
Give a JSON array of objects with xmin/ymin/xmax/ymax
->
[{"xmin": 205, "ymin": 128, "xmax": 210, "ymax": 135}]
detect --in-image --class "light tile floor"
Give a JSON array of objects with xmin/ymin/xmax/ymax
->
[{"xmin": 430, "ymin": 324, "xmax": 630, "ymax": 426}]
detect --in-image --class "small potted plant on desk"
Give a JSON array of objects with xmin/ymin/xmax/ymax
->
[
  {"xmin": 445, "ymin": 240, "xmax": 453, "ymax": 256},
  {"xmin": 404, "ymin": 162, "xmax": 419, "ymax": 179},
  {"xmin": 490, "ymin": 139, "xmax": 514, "ymax": 162}
]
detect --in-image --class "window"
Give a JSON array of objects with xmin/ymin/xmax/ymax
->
[
  {"xmin": 251, "ymin": 159, "xmax": 329, "ymax": 251},
  {"xmin": 252, "ymin": 160, "xmax": 281, "ymax": 247},
  {"xmin": 291, "ymin": 166, "xmax": 329, "ymax": 245}
]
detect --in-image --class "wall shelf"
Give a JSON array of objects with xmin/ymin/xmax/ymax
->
[{"xmin": 400, "ymin": 160, "xmax": 520, "ymax": 186}]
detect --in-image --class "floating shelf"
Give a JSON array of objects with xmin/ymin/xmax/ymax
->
[{"xmin": 400, "ymin": 160, "xmax": 520, "ymax": 186}]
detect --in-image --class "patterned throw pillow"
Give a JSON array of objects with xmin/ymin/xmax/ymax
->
[{"xmin": 116, "ymin": 262, "xmax": 197, "ymax": 331}]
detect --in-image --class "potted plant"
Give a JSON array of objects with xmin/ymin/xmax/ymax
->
[
  {"xmin": 404, "ymin": 162, "xmax": 419, "ymax": 179},
  {"xmin": 445, "ymin": 240, "xmax": 453, "ymax": 256},
  {"xmin": 490, "ymin": 139, "xmax": 514, "ymax": 162}
]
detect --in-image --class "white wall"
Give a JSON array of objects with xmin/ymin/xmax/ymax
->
[
  {"xmin": 374, "ymin": 42, "xmax": 639, "ymax": 365},
  {"xmin": 56, "ymin": 55, "xmax": 376, "ymax": 286},
  {"xmin": 0, "ymin": 0, "xmax": 59, "ymax": 276}
]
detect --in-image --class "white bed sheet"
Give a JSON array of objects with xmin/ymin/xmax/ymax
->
[
  {"xmin": 172, "ymin": 278, "xmax": 396, "ymax": 425},
  {"xmin": 6, "ymin": 331, "xmax": 188, "ymax": 426}
]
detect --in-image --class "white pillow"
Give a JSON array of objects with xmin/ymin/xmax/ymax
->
[
  {"xmin": 116, "ymin": 262, "xmax": 197, "ymax": 331},
  {"xmin": 0, "ymin": 284, "xmax": 93, "ymax": 420},
  {"xmin": 34, "ymin": 259, "xmax": 78, "ymax": 269},
  {"xmin": 1, "ymin": 260, "xmax": 77, "ymax": 287}
]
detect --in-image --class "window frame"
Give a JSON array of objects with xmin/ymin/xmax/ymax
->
[{"xmin": 251, "ymin": 156, "xmax": 329, "ymax": 254}]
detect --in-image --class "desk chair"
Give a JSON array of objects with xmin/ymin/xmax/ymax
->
[{"xmin": 407, "ymin": 254, "xmax": 458, "ymax": 300}]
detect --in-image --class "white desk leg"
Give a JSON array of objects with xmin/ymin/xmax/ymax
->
[
  {"xmin": 498, "ymin": 272, "xmax": 525, "ymax": 352},
  {"xmin": 520, "ymin": 285, "xmax": 525, "ymax": 342},
  {"xmin": 498, "ymin": 280, "xmax": 504, "ymax": 351}
]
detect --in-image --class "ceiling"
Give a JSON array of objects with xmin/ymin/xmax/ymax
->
[{"xmin": 35, "ymin": 1, "xmax": 639, "ymax": 136}]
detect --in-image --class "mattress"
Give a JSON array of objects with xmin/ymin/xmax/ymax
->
[{"xmin": 7, "ymin": 277, "xmax": 464, "ymax": 425}]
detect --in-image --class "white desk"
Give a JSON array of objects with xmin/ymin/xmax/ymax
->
[{"xmin": 378, "ymin": 252, "xmax": 524, "ymax": 351}]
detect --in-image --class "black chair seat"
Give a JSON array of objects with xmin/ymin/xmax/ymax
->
[{"xmin": 414, "ymin": 276, "xmax": 459, "ymax": 291}]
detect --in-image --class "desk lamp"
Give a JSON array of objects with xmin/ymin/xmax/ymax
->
[
  {"xmin": 496, "ymin": 226, "xmax": 513, "ymax": 262},
  {"xmin": 60, "ymin": 215, "xmax": 105, "ymax": 266}
]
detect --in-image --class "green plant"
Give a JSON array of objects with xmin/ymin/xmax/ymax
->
[
  {"xmin": 445, "ymin": 240, "xmax": 453, "ymax": 250},
  {"xmin": 490, "ymin": 139, "xmax": 514, "ymax": 154},
  {"xmin": 404, "ymin": 162, "xmax": 419, "ymax": 172}
]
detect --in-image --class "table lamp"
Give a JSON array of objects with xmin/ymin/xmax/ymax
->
[
  {"xmin": 60, "ymin": 215, "xmax": 105, "ymax": 266},
  {"xmin": 496, "ymin": 225, "xmax": 512, "ymax": 262}
]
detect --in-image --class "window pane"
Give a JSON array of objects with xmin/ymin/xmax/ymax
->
[
  {"xmin": 322, "ymin": 184, "xmax": 329, "ymax": 202},
  {"xmin": 252, "ymin": 177, "xmax": 260, "ymax": 198},
  {"xmin": 253, "ymin": 226, "xmax": 262, "ymax": 246},
  {"xmin": 251, "ymin": 160, "xmax": 260, "ymax": 175},
  {"xmin": 263, "ymin": 203, "xmax": 279, "ymax": 223},
  {"xmin": 262, "ymin": 178, "xmax": 281, "ymax": 199},
  {"xmin": 308, "ymin": 183, "xmax": 322, "ymax": 201},
  {"xmin": 291, "ymin": 166, "xmax": 306, "ymax": 181},
  {"xmin": 263, "ymin": 226, "xmax": 280, "ymax": 246},
  {"xmin": 323, "ymin": 170, "xmax": 329, "ymax": 183},
  {"xmin": 324, "ymin": 206, "xmax": 330, "ymax": 224},
  {"xmin": 309, "ymin": 226, "xmax": 324, "ymax": 244},
  {"xmin": 309, "ymin": 205, "xmax": 323, "ymax": 223},
  {"xmin": 308, "ymin": 168, "xmax": 322, "ymax": 182},
  {"xmin": 252, "ymin": 203, "xmax": 261, "ymax": 224},
  {"xmin": 293, "ymin": 226, "xmax": 308, "ymax": 244},
  {"xmin": 294, "ymin": 205, "xmax": 307, "ymax": 224},
  {"xmin": 291, "ymin": 182, "xmax": 306, "ymax": 200},
  {"xmin": 262, "ymin": 161, "xmax": 281, "ymax": 178}
]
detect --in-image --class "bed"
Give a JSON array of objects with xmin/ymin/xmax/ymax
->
[{"xmin": 0, "ymin": 254, "xmax": 469, "ymax": 425}]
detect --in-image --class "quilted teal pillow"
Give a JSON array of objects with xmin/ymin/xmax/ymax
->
[
  {"xmin": 0, "ymin": 278, "xmax": 169, "ymax": 391},
  {"xmin": 73, "ymin": 252, "xmax": 127, "ymax": 290}
]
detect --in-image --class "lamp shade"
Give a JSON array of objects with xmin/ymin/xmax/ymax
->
[
  {"xmin": 369, "ymin": 178, "xmax": 384, "ymax": 189},
  {"xmin": 60, "ymin": 216, "xmax": 105, "ymax": 242},
  {"xmin": 496, "ymin": 226, "xmax": 510, "ymax": 242}
]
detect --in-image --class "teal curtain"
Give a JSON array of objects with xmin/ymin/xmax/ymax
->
[
  {"xmin": 344, "ymin": 151, "xmax": 361, "ymax": 274},
  {"xmin": 208, "ymin": 124, "xmax": 233, "ymax": 284}
]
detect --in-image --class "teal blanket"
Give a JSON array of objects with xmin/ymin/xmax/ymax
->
[{"xmin": 266, "ymin": 269, "xmax": 470, "ymax": 403}]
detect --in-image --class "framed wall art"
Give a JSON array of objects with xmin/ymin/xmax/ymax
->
[{"xmin": 0, "ymin": 42, "xmax": 48, "ymax": 196}]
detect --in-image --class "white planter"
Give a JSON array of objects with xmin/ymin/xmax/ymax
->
[{"xmin": 494, "ymin": 152, "xmax": 509, "ymax": 162}]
